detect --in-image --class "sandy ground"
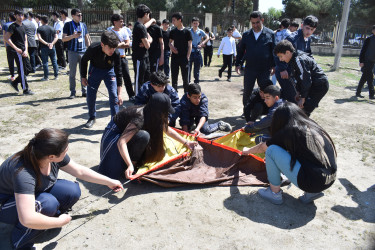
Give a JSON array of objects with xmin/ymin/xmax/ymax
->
[{"xmin": 0, "ymin": 49, "xmax": 374, "ymax": 249}]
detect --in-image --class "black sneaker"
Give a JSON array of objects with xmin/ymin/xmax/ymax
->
[
  {"xmin": 85, "ymin": 118, "xmax": 96, "ymax": 128},
  {"xmin": 355, "ymin": 93, "xmax": 364, "ymax": 98},
  {"xmin": 82, "ymin": 93, "xmax": 87, "ymax": 97},
  {"xmin": 10, "ymin": 81, "xmax": 19, "ymax": 92},
  {"xmin": 227, "ymin": 78, "xmax": 231, "ymax": 82},
  {"xmin": 69, "ymin": 93, "xmax": 76, "ymax": 99},
  {"xmin": 218, "ymin": 70, "xmax": 222, "ymax": 78},
  {"xmin": 23, "ymin": 89, "xmax": 35, "ymax": 95}
]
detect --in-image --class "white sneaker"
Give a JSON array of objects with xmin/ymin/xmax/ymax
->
[
  {"xmin": 258, "ymin": 187, "xmax": 284, "ymax": 205},
  {"xmin": 218, "ymin": 121, "xmax": 232, "ymax": 132},
  {"xmin": 299, "ymin": 192, "xmax": 324, "ymax": 204}
]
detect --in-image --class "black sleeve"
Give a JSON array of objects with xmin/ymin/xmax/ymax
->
[
  {"xmin": 236, "ymin": 33, "xmax": 246, "ymax": 66},
  {"xmin": 359, "ymin": 37, "xmax": 370, "ymax": 63},
  {"xmin": 7, "ymin": 23, "xmax": 14, "ymax": 34},
  {"xmin": 57, "ymin": 154, "xmax": 71, "ymax": 168},
  {"xmin": 186, "ymin": 29, "xmax": 192, "ymax": 41},
  {"xmin": 266, "ymin": 129, "xmax": 286, "ymax": 147},
  {"xmin": 114, "ymin": 52, "xmax": 123, "ymax": 87},
  {"xmin": 80, "ymin": 45, "xmax": 93, "ymax": 79},
  {"xmin": 139, "ymin": 25, "xmax": 148, "ymax": 39}
]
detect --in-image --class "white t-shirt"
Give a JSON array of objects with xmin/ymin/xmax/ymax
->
[
  {"xmin": 54, "ymin": 20, "xmax": 63, "ymax": 39},
  {"xmin": 217, "ymin": 36, "xmax": 236, "ymax": 56},
  {"xmin": 107, "ymin": 27, "xmax": 130, "ymax": 56},
  {"xmin": 253, "ymin": 28, "xmax": 263, "ymax": 40},
  {"xmin": 233, "ymin": 29, "xmax": 242, "ymax": 39}
]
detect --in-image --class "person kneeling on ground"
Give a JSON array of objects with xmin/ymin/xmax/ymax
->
[
  {"xmin": 243, "ymin": 85, "xmax": 283, "ymax": 142},
  {"xmin": 243, "ymin": 79, "xmax": 273, "ymax": 122},
  {"xmin": 0, "ymin": 128, "xmax": 123, "ymax": 249},
  {"xmin": 134, "ymin": 71, "xmax": 180, "ymax": 127},
  {"xmin": 99, "ymin": 92, "xmax": 197, "ymax": 180},
  {"xmin": 179, "ymin": 83, "xmax": 232, "ymax": 137},
  {"xmin": 243, "ymin": 102, "xmax": 337, "ymax": 205},
  {"xmin": 81, "ymin": 31, "xmax": 124, "ymax": 128},
  {"xmin": 275, "ymin": 40, "xmax": 329, "ymax": 116}
]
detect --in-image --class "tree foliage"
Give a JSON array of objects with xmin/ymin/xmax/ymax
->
[{"xmin": 263, "ymin": 7, "xmax": 282, "ymax": 30}]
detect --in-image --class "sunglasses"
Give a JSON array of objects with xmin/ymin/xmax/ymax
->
[{"xmin": 75, "ymin": 14, "xmax": 82, "ymax": 17}]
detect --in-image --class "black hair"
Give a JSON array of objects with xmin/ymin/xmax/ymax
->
[
  {"xmin": 127, "ymin": 23, "xmax": 132, "ymax": 27},
  {"xmin": 227, "ymin": 27, "xmax": 233, "ymax": 32},
  {"xmin": 71, "ymin": 8, "xmax": 81, "ymax": 16},
  {"xmin": 40, "ymin": 15, "xmax": 48, "ymax": 24},
  {"xmin": 35, "ymin": 14, "xmax": 41, "ymax": 19},
  {"xmin": 250, "ymin": 11, "xmax": 263, "ymax": 20},
  {"xmin": 156, "ymin": 20, "xmax": 161, "ymax": 26},
  {"xmin": 60, "ymin": 9, "xmax": 68, "ymax": 17},
  {"xmin": 192, "ymin": 17, "xmax": 199, "ymax": 23},
  {"xmin": 303, "ymin": 15, "xmax": 318, "ymax": 28},
  {"xmin": 12, "ymin": 128, "xmax": 69, "ymax": 188},
  {"xmin": 290, "ymin": 21, "xmax": 299, "ymax": 28},
  {"xmin": 172, "ymin": 12, "xmax": 183, "ymax": 22},
  {"xmin": 150, "ymin": 72, "xmax": 168, "ymax": 86},
  {"xmin": 270, "ymin": 102, "xmax": 336, "ymax": 170},
  {"xmin": 274, "ymin": 40, "xmax": 295, "ymax": 55},
  {"xmin": 28, "ymin": 12, "xmax": 34, "ymax": 18},
  {"xmin": 136, "ymin": 4, "xmax": 151, "ymax": 18},
  {"xmin": 111, "ymin": 14, "xmax": 123, "ymax": 26},
  {"xmin": 162, "ymin": 19, "xmax": 169, "ymax": 24},
  {"xmin": 188, "ymin": 83, "xmax": 201, "ymax": 96},
  {"xmin": 14, "ymin": 9, "xmax": 24, "ymax": 16},
  {"xmin": 259, "ymin": 79, "xmax": 273, "ymax": 91},
  {"xmin": 101, "ymin": 31, "xmax": 120, "ymax": 48},
  {"xmin": 9, "ymin": 12, "xmax": 16, "ymax": 21},
  {"xmin": 205, "ymin": 27, "xmax": 210, "ymax": 32},
  {"xmin": 280, "ymin": 18, "xmax": 290, "ymax": 28},
  {"xmin": 231, "ymin": 25, "xmax": 236, "ymax": 29},
  {"xmin": 52, "ymin": 11, "xmax": 60, "ymax": 18},
  {"xmin": 263, "ymin": 85, "xmax": 281, "ymax": 97}
]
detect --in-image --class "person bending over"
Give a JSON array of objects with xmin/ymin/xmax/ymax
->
[
  {"xmin": 135, "ymin": 72, "xmax": 180, "ymax": 127},
  {"xmin": 243, "ymin": 79, "xmax": 273, "ymax": 122},
  {"xmin": 0, "ymin": 128, "xmax": 123, "ymax": 249},
  {"xmin": 179, "ymin": 83, "xmax": 232, "ymax": 136},
  {"xmin": 99, "ymin": 92, "xmax": 197, "ymax": 180},
  {"xmin": 243, "ymin": 102, "xmax": 337, "ymax": 205}
]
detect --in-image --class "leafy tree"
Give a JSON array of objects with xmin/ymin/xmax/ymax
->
[{"xmin": 263, "ymin": 7, "xmax": 282, "ymax": 30}]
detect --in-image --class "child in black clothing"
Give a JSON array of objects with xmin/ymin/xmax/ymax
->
[
  {"xmin": 244, "ymin": 79, "xmax": 273, "ymax": 122},
  {"xmin": 180, "ymin": 84, "xmax": 232, "ymax": 136},
  {"xmin": 274, "ymin": 40, "xmax": 329, "ymax": 116}
]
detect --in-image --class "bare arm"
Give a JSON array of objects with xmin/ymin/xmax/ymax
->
[
  {"xmin": 243, "ymin": 142, "xmax": 268, "ymax": 155},
  {"xmin": 199, "ymin": 34, "xmax": 209, "ymax": 48},
  {"xmin": 187, "ymin": 40, "xmax": 192, "ymax": 60},
  {"xmin": 117, "ymin": 124, "xmax": 138, "ymax": 178},
  {"xmin": 4, "ymin": 31, "xmax": 22, "ymax": 54},
  {"xmin": 169, "ymin": 38, "xmax": 178, "ymax": 54},
  {"xmin": 15, "ymin": 193, "xmax": 71, "ymax": 230},
  {"xmin": 158, "ymin": 37, "xmax": 164, "ymax": 65},
  {"xmin": 141, "ymin": 33, "xmax": 152, "ymax": 49},
  {"xmin": 85, "ymin": 33, "xmax": 91, "ymax": 47},
  {"xmin": 62, "ymin": 32, "xmax": 80, "ymax": 42},
  {"xmin": 165, "ymin": 126, "xmax": 197, "ymax": 150},
  {"xmin": 118, "ymin": 39, "xmax": 130, "ymax": 49}
]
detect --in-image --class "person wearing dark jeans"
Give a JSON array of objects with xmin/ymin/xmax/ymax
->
[
  {"xmin": 356, "ymin": 25, "xmax": 375, "ymax": 99},
  {"xmin": 203, "ymin": 27, "xmax": 215, "ymax": 67},
  {"xmin": 169, "ymin": 12, "xmax": 192, "ymax": 92},
  {"xmin": 23, "ymin": 14, "xmax": 38, "ymax": 73}
]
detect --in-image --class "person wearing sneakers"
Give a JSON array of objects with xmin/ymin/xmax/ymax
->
[
  {"xmin": 37, "ymin": 15, "xmax": 59, "ymax": 81},
  {"xmin": 180, "ymin": 83, "xmax": 232, "ymax": 136},
  {"xmin": 243, "ymin": 102, "xmax": 337, "ymax": 205},
  {"xmin": 80, "ymin": 31, "xmax": 123, "ymax": 128},
  {"xmin": 3, "ymin": 12, "xmax": 16, "ymax": 82},
  {"xmin": 217, "ymin": 27, "xmax": 236, "ymax": 82},
  {"xmin": 4, "ymin": 9, "xmax": 34, "ymax": 95}
]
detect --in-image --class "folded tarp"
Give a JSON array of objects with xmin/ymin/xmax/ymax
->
[{"xmin": 131, "ymin": 129, "xmax": 268, "ymax": 187}]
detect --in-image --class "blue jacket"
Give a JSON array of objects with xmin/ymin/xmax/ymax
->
[
  {"xmin": 235, "ymin": 27, "xmax": 275, "ymax": 70},
  {"xmin": 244, "ymin": 99, "xmax": 283, "ymax": 133},
  {"xmin": 134, "ymin": 81, "xmax": 180, "ymax": 121},
  {"xmin": 275, "ymin": 29, "xmax": 312, "ymax": 71},
  {"xmin": 179, "ymin": 93, "xmax": 209, "ymax": 126}
]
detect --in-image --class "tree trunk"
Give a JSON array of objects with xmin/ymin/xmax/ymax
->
[{"xmin": 252, "ymin": 0, "xmax": 259, "ymax": 11}]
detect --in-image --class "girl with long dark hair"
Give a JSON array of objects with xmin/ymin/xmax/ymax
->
[
  {"xmin": 0, "ymin": 128, "xmax": 123, "ymax": 249},
  {"xmin": 99, "ymin": 92, "xmax": 197, "ymax": 179},
  {"xmin": 243, "ymin": 102, "xmax": 337, "ymax": 204}
]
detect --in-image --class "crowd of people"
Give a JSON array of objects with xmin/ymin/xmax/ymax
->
[{"xmin": 0, "ymin": 4, "xmax": 346, "ymax": 249}]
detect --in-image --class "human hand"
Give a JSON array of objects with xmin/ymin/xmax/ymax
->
[
  {"xmin": 186, "ymin": 140, "xmax": 198, "ymax": 151},
  {"xmin": 359, "ymin": 63, "xmax": 364, "ymax": 68},
  {"xmin": 242, "ymin": 147, "xmax": 251, "ymax": 155},
  {"xmin": 22, "ymin": 50, "xmax": 28, "ymax": 58},
  {"xmin": 16, "ymin": 48, "xmax": 23, "ymax": 54},
  {"xmin": 171, "ymin": 46, "xmax": 178, "ymax": 54},
  {"xmin": 236, "ymin": 66, "xmax": 241, "ymax": 74},
  {"xmin": 58, "ymin": 213, "xmax": 72, "ymax": 227},
  {"xmin": 107, "ymin": 180, "xmax": 124, "ymax": 192},
  {"xmin": 298, "ymin": 98, "xmax": 305, "ymax": 108},
  {"xmin": 280, "ymin": 70, "xmax": 289, "ymax": 79},
  {"xmin": 125, "ymin": 165, "xmax": 134, "ymax": 179},
  {"xmin": 197, "ymin": 44, "xmax": 202, "ymax": 49},
  {"xmin": 139, "ymin": 42, "xmax": 144, "ymax": 48},
  {"xmin": 217, "ymin": 54, "xmax": 220, "ymax": 58},
  {"xmin": 270, "ymin": 67, "xmax": 275, "ymax": 76},
  {"xmin": 48, "ymin": 43, "xmax": 53, "ymax": 50},
  {"xmin": 117, "ymin": 96, "xmax": 123, "ymax": 106},
  {"xmin": 81, "ymin": 78, "xmax": 88, "ymax": 86},
  {"xmin": 192, "ymin": 129, "xmax": 201, "ymax": 137},
  {"xmin": 73, "ymin": 32, "xmax": 81, "ymax": 39}
]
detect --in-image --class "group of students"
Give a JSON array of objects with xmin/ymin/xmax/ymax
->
[{"xmin": 0, "ymin": 6, "xmax": 338, "ymax": 249}]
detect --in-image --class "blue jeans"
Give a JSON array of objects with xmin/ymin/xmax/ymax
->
[
  {"xmin": 189, "ymin": 51, "xmax": 203, "ymax": 83},
  {"xmin": 188, "ymin": 116, "xmax": 219, "ymax": 135},
  {"xmin": 87, "ymin": 66, "xmax": 119, "ymax": 119},
  {"xmin": 265, "ymin": 145, "xmax": 301, "ymax": 187},
  {"xmin": 0, "ymin": 179, "xmax": 81, "ymax": 249},
  {"xmin": 41, "ymin": 47, "xmax": 59, "ymax": 79},
  {"xmin": 98, "ymin": 120, "xmax": 150, "ymax": 179},
  {"xmin": 164, "ymin": 50, "xmax": 171, "ymax": 77}
]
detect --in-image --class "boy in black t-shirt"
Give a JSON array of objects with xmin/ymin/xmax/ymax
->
[
  {"xmin": 162, "ymin": 19, "xmax": 171, "ymax": 77},
  {"xmin": 132, "ymin": 4, "xmax": 154, "ymax": 94},
  {"xmin": 4, "ymin": 10, "xmax": 34, "ymax": 95},
  {"xmin": 169, "ymin": 12, "xmax": 192, "ymax": 93},
  {"xmin": 147, "ymin": 20, "xmax": 164, "ymax": 73}
]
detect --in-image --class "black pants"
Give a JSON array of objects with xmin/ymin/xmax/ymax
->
[
  {"xmin": 356, "ymin": 62, "xmax": 375, "ymax": 98},
  {"xmin": 219, "ymin": 54, "xmax": 233, "ymax": 79},
  {"xmin": 120, "ymin": 57, "xmax": 135, "ymax": 98},
  {"xmin": 149, "ymin": 52, "xmax": 160, "ymax": 73},
  {"xmin": 275, "ymin": 66, "xmax": 298, "ymax": 103},
  {"xmin": 243, "ymin": 67, "xmax": 271, "ymax": 106},
  {"xmin": 204, "ymin": 45, "xmax": 213, "ymax": 66},
  {"xmin": 35, "ymin": 40, "xmax": 42, "ymax": 65},
  {"xmin": 55, "ymin": 39, "xmax": 66, "ymax": 68},
  {"xmin": 302, "ymin": 80, "xmax": 329, "ymax": 116},
  {"xmin": 6, "ymin": 46, "xmax": 15, "ymax": 77},
  {"xmin": 244, "ymin": 102, "xmax": 268, "ymax": 122},
  {"xmin": 12, "ymin": 50, "xmax": 31, "ymax": 91},
  {"xmin": 171, "ymin": 56, "xmax": 189, "ymax": 93},
  {"xmin": 28, "ymin": 47, "xmax": 38, "ymax": 72},
  {"xmin": 132, "ymin": 56, "xmax": 150, "ymax": 94}
]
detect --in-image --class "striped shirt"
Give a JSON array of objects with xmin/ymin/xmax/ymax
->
[{"xmin": 63, "ymin": 20, "xmax": 88, "ymax": 53}]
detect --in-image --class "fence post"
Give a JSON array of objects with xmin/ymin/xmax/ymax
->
[
  {"xmin": 205, "ymin": 13, "xmax": 212, "ymax": 31},
  {"xmin": 159, "ymin": 11, "xmax": 167, "ymax": 21},
  {"xmin": 68, "ymin": 8, "xmax": 72, "ymax": 19}
]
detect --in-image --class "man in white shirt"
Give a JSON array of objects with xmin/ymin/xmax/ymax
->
[
  {"xmin": 217, "ymin": 27, "xmax": 236, "ymax": 82},
  {"xmin": 52, "ymin": 11, "xmax": 66, "ymax": 69}
]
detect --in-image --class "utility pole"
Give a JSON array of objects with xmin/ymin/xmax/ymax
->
[{"xmin": 331, "ymin": 0, "xmax": 351, "ymax": 71}]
